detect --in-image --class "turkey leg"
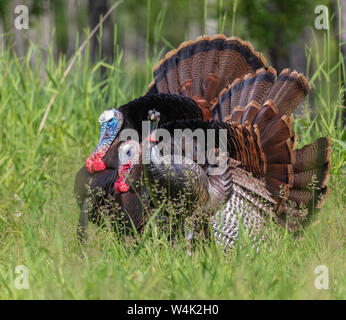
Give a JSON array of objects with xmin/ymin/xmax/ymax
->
[{"xmin": 77, "ymin": 199, "xmax": 89, "ymax": 242}]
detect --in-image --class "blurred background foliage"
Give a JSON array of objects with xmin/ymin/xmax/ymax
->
[{"xmin": 0, "ymin": 0, "xmax": 345, "ymax": 104}]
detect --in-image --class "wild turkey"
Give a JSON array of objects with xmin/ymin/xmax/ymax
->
[
  {"xmin": 142, "ymin": 112, "xmax": 331, "ymax": 248},
  {"xmin": 74, "ymin": 94, "xmax": 203, "ymax": 239},
  {"xmin": 74, "ymin": 34, "xmax": 331, "ymax": 244}
]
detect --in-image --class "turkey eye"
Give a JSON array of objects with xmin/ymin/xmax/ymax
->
[
  {"xmin": 123, "ymin": 145, "xmax": 133, "ymax": 158},
  {"xmin": 118, "ymin": 141, "xmax": 140, "ymax": 166}
]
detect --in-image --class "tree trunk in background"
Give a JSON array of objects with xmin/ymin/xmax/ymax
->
[
  {"xmin": 337, "ymin": 0, "xmax": 346, "ymax": 69},
  {"xmin": 287, "ymin": 29, "xmax": 311, "ymax": 74},
  {"xmin": 0, "ymin": 1, "xmax": 11, "ymax": 51},
  {"xmin": 335, "ymin": 0, "xmax": 346, "ymax": 107},
  {"xmin": 268, "ymin": 32, "xmax": 290, "ymax": 73},
  {"xmin": 342, "ymin": 0, "xmax": 346, "ymax": 107},
  {"xmin": 288, "ymin": 28, "xmax": 313, "ymax": 115},
  {"xmin": 268, "ymin": 29, "xmax": 309, "ymax": 75},
  {"xmin": 268, "ymin": 26, "xmax": 311, "ymax": 115},
  {"xmin": 52, "ymin": 0, "xmax": 68, "ymax": 55},
  {"xmin": 88, "ymin": 0, "xmax": 114, "ymax": 65},
  {"xmin": 66, "ymin": 1, "xmax": 77, "ymax": 58}
]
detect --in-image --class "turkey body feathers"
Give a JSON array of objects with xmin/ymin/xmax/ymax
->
[
  {"xmin": 211, "ymin": 166, "xmax": 275, "ymax": 248},
  {"xmin": 158, "ymin": 115, "xmax": 331, "ymax": 232}
]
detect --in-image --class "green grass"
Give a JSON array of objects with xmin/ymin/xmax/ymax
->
[{"xmin": 0, "ymin": 20, "xmax": 345, "ymax": 299}]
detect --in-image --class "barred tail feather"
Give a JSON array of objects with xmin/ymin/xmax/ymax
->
[
  {"xmin": 273, "ymin": 137, "xmax": 332, "ymax": 231},
  {"xmin": 150, "ymin": 34, "xmax": 266, "ymax": 120},
  {"xmin": 291, "ymin": 137, "xmax": 332, "ymax": 207},
  {"xmin": 265, "ymin": 69, "xmax": 311, "ymax": 117}
]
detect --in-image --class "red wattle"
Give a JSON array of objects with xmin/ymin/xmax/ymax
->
[
  {"xmin": 92, "ymin": 158, "xmax": 106, "ymax": 172},
  {"xmin": 86, "ymin": 148, "xmax": 107, "ymax": 174},
  {"xmin": 86, "ymin": 155, "xmax": 94, "ymax": 174},
  {"xmin": 114, "ymin": 161, "xmax": 132, "ymax": 194},
  {"xmin": 147, "ymin": 134, "xmax": 157, "ymax": 143},
  {"xmin": 114, "ymin": 178, "xmax": 129, "ymax": 194}
]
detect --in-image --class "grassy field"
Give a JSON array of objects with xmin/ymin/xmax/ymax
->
[{"xmin": 0, "ymin": 23, "xmax": 345, "ymax": 299}]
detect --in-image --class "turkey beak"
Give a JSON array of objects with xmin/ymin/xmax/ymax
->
[
  {"xmin": 148, "ymin": 109, "xmax": 160, "ymax": 133},
  {"xmin": 93, "ymin": 125, "xmax": 107, "ymax": 154},
  {"xmin": 86, "ymin": 123, "xmax": 108, "ymax": 174}
]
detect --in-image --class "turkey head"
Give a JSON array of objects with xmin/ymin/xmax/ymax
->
[{"xmin": 85, "ymin": 108, "xmax": 123, "ymax": 174}]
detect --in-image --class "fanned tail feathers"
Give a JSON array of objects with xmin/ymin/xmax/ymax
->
[
  {"xmin": 148, "ymin": 34, "xmax": 266, "ymax": 120},
  {"xmin": 148, "ymin": 34, "xmax": 331, "ymax": 234},
  {"xmin": 277, "ymin": 137, "xmax": 332, "ymax": 231},
  {"xmin": 217, "ymin": 66, "xmax": 331, "ymax": 231}
]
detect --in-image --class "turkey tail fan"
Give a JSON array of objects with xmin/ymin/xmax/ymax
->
[
  {"xmin": 265, "ymin": 68, "xmax": 311, "ymax": 117},
  {"xmin": 148, "ymin": 34, "xmax": 266, "ymax": 121},
  {"xmin": 274, "ymin": 137, "xmax": 332, "ymax": 232},
  {"xmin": 219, "ymin": 66, "xmax": 312, "ymax": 211},
  {"xmin": 222, "ymin": 100, "xmax": 296, "ymax": 209},
  {"xmin": 219, "ymin": 67, "xmax": 277, "ymax": 119},
  {"xmin": 218, "ymin": 67, "xmax": 309, "ymax": 121}
]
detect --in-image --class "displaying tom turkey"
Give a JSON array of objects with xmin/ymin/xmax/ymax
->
[
  {"xmin": 142, "ymin": 112, "xmax": 331, "ymax": 248},
  {"xmin": 74, "ymin": 34, "xmax": 331, "ymax": 245},
  {"xmin": 74, "ymin": 94, "xmax": 203, "ymax": 239}
]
